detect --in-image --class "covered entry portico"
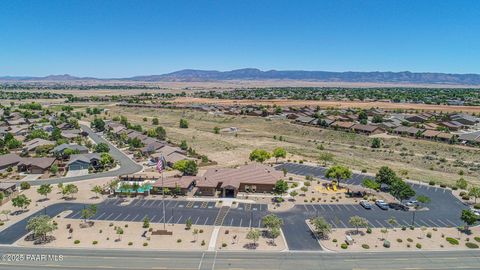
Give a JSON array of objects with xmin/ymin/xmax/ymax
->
[{"xmin": 221, "ymin": 182, "xmax": 239, "ymax": 198}]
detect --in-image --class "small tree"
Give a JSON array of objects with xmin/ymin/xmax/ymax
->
[
  {"xmin": 318, "ymin": 152, "xmax": 334, "ymax": 166},
  {"xmin": 185, "ymin": 217, "xmax": 192, "ymax": 230},
  {"xmin": 456, "ymin": 178, "xmax": 468, "ymax": 190},
  {"xmin": 269, "ymin": 227, "xmax": 281, "ymax": 244},
  {"xmin": 262, "ymin": 214, "xmax": 283, "ymax": 231},
  {"xmin": 362, "ymin": 178, "xmax": 380, "ymax": 191},
  {"xmin": 116, "ymin": 227, "xmax": 124, "ymax": 241},
  {"xmin": 387, "ymin": 217, "xmax": 397, "ymax": 229},
  {"xmin": 460, "ymin": 209, "xmax": 477, "ymax": 231},
  {"xmin": 50, "ymin": 164, "xmax": 59, "ymax": 175},
  {"xmin": 213, "ymin": 127, "xmax": 220, "ymax": 134},
  {"xmin": 371, "ymin": 138, "xmax": 382, "ymax": 148},
  {"xmin": 37, "ymin": 184, "xmax": 52, "ymax": 200},
  {"xmin": 300, "ymin": 186, "xmax": 308, "ymax": 195},
  {"xmin": 143, "ymin": 216, "xmax": 150, "ymax": 228},
  {"xmin": 325, "ymin": 165, "xmax": 352, "ymax": 186},
  {"xmin": 81, "ymin": 205, "xmax": 97, "ymax": 223},
  {"xmin": 310, "ymin": 217, "xmax": 332, "ymax": 238},
  {"xmin": 289, "ymin": 191, "xmax": 298, "ymax": 201},
  {"xmin": 246, "ymin": 229, "xmax": 261, "ymax": 247},
  {"xmin": 12, "ymin": 194, "xmax": 31, "ymax": 211},
  {"xmin": 26, "ymin": 215, "xmax": 57, "ymax": 242},
  {"xmin": 273, "ymin": 179, "xmax": 289, "ymax": 195},
  {"xmin": 91, "ymin": 185, "xmax": 103, "ymax": 198},
  {"xmin": 173, "ymin": 160, "xmax": 198, "ymax": 176},
  {"xmin": 349, "ymin": 216, "xmax": 369, "ymax": 234},
  {"xmin": 179, "ymin": 119, "xmax": 189, "ymax": 128},
  {"xmin": 152, "ymin": 118, "xmax": 159, "ymax": 125},
  {"xmin": 193, "ymin": 228, "xmax": 199, "ymax": 242},
  {"xmin": 62, "ymin": 184, "xmax": 79, "ymax": 199},
  {"xmin": 468, "ymin": 186, "xmax": 480, "ymax": 203},
  {"xmin": 272, "ymin": 147, "xmax": 287, "ymax": 163}
]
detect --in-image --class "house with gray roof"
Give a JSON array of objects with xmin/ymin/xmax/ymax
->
[{"xmin": 67, "ymin": 153, "xmax": 101, "ymax": 170}]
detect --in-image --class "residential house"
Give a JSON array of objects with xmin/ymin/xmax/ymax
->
[
  {"xmin": 52, "ymin": 143, "xmax": 89, "ymax": 156},
  {"xmin": 0, "ymin": 153, "xmax": 22, "ymax": 171},
  {"xmin": 392, "ymin": 126, "xmax": 425, "ymax": 137},
  {"xmin": 352, "ymin": 124, "xmax": 385, "ymax": 135},
  {"xmin": 450, "ymin": 114, "xmax": 478, "ymax": 126},
  {"xmin": 17, "ymin": 157, "xmax": 56, "ymax": 174},
  {"xmin": 67, "ymin": 153, "xmax": 101, "ymax": 170},
  {"xmin": 23, "ymin": 138, "xmax": 55, "ymax": 153}
]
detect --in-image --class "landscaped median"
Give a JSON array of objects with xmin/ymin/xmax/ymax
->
[{"xmin": 306, "ymin": 218, "xmax": 480, "ymax": 251}]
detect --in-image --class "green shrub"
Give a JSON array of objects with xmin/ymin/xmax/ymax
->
[
  {"xmin": 440, "ymin": 184, "xmax": 446, "ymax": 188},
  {"xmin": 92, "ymin": 240, "xmax": 98, "ymax": 245},
  {"xmin": 429, "ymin": 181, "xmax": 435, "ymax": 186},
  {"xmin": 462, "ymin": 195, "xmax": 470, "ymax": 200},
  {"xmin": 222, "ymin": 243, "xmax": 227, "ymax": 247},
  {"xmin": 177, "ymin": 239, "xmax": 182, "ymax": 243},
  {"xmin": 128, "ymin": 242, "xmax": 133, "ymax": 246},
  {"xmin": 201, "ymin": 240, "xmax": 205, "ymax": 246},
  {"xmin": 407, "ymin": 238, "xmax": 413, "ymax": 242},
  {"xmin": 416, "ymin": 243, "xmax": 422, "ymax": 249},
  {"xmin": 397, "ymin": 238, "xmax": 403, "ymax": 243},
  {"xmin": 474, "ymin": 237, "xmax": 480, "ymax": 243},
  {"xmin": 340, "ymin": 243, "xmax": 348, "ymax": 249},
  {"xmin": 199, "ymin": 229, "xmax": 204, "ymax": 233},
  {"xmin": 401, "ymin": 226, "xmax": 406, "ymax": 231},
  {"xmin": 74, "ymin": 240, "xmax": 80, "ymax": 244},
  {"xmin": 143, "ymin": 242, "xmax": 148, "ymax": 246},
  {"xmin": 366, "ymin": 227, "xmax": 372, "ymax": 234},
  {"xmin": 446, "ymin": 237, "xmax": 459, "ymax": 245},
  {"xmin": 332, "ymin": 239, "xmax": 337, "ymax": 243},
  {"xmin": 361, "ymin": 244, "xmax": 370, "ymax": 249},
  {"xmin": 426, "ymin": 232, "xmax": 432, "ymax": 238},
  {"xmin": 466, "ymin": 242, "xmax": 479, "ymax": 249},
  {"xmin": 473, "ymin": 204, "xmax": 480, "ymax": 210},
  {"xmin": 383, "ymin": 240, "xmax": 390, "ymax": 248},
  {"xmin": 459, "ymin": 191, "xmax": 467, "ymax": 196},
  {"xmin": 20, "ymin": 182, "xmax": 31, "ymax": 190}
]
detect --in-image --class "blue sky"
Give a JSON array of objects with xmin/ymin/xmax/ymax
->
[{"xmin": 1, "ymin": 0, "xmax": 479, "ymax": 77}]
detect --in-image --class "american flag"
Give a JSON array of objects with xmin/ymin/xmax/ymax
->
[{"xmin": 156, "ymin": 155, "xmax": 166, "ymax": 173}]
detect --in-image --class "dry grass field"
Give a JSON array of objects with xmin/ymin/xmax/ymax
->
[{"xmin": 103, "ymin": 106, "xmax": 480, "ymax": 186}]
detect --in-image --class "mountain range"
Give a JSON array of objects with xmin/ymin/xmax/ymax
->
[{"xmin": 2, "ymin": 68, "xmax": 480, "ymax": 85}]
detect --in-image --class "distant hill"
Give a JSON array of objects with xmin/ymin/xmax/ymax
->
[{"xmin": 3, "ymin": 68, "xmax": 480, "ymax": 85}]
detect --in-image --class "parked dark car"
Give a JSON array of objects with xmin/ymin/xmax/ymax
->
[{"xmin": 388, "ymin": 202, "xmax": 409, "ymax": 211}]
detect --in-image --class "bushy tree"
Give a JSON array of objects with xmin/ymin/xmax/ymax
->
[
  {"xmin": 173, "ymin": 160, "xmax": 198, "ymax": 176},
  {"xmin": 37, "ymin": 184, "xmax": 52, "ymax": 199},
  {"xmin": 349, "ymin": 216, "xmax": 369, "ymax": 234},
  {"xmin": 26, "ymin": 215, "xmax": 57, "ymax": 242},
  {"xmin": 94, "ymin": 142, "xmax": 110, "ymax": 153},
  {"xmin": 272, "ymin": 147, "xmax": 287, "ymax": 162},
  {"xmin": 371, "ymin": 138, "xmax": 381, "ymax": 148},
  {"xmin": 325, "ymin": 165, "xmax": 352, "ymax": 185},
  {"xmin": 273, "ymin": 179, "xmax": 289, "ymax": 195},
  {"xmin": 91, "ymin": 118, "xmax": 105, "ymax": 131},
  {"xmin": 179, "ymin": 118, "xmax": 189, "ymax": 128},
  {"xmin": 310, "ymin": 217, "xmax": 332, "ymax": 238},
  {"xmin": 249, "ymin": 149, "xmax": 271, "ymax": 163},
  {"xmin": 12, "ymin": 194, "xmax": 31, "ymax": 210}
]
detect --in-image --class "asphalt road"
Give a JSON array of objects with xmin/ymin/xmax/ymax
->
[
  {"xmin": 1, "ymin": 246, "xmax": 480, "ymax": 270},
  {"xmin": 17, "ymin": 124, "xmax": 143, "ymax": 186}
]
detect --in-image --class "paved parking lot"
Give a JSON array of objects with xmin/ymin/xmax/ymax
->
[{"xmin": 0, "ymin": 163, "xmax": 470, "ymax": 250}]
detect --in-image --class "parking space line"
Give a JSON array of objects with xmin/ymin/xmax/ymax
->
[
  {"xmin": 105, "ymin": 213, "xmax": 114, "ymax": 220},
  {"xmin": 342, "ymin": 205, "xmax": 351, "ymax": 211},
  {"xmin": 176, "ymin": 216, "xmax": 183, "ymax": 224},
  {"xmin": 95, "ymin": 212, "xmax": 106, "ymax": 220},
  {"xmin": 444, "ymin": 218, "xmax": 456, "ymax": 226},
  {"xmin": 150, "ymin": 215, "xmax": 157, "ymax": 222},
  {"xmin": 134, "ymin": 199, "xmax": 142, "ymax": 206},
  {"xmin": 416, "ymin": 220, "xmax": 429, "ymax": 227},
  {"xmin": 204, "ymin": 217, "xmax": 209, "ymax": 225},
  {"xmin": 375, "ymin": 220, "xmax": 384, "ymax": 227},
  {"xmin": 339, "ymin": 220, "xmax": 347, "ymax": 227},
  {"xmin": 113, "ymin": 213, "xmax": 122, "ymax": 221},
  {"xmin": 70, "ymin": 211, "xmax": 81, "ymax": 219},
  {"xmin": 229, "ymin": 218, "xmax": 234, "ymax": 226},
  {"xmin": 132, "ymin": 214, "xmax": 139, "ymax": 221},
  {"xmin": 303, "ymin": 205, "xmax": 309, "ymax": 211},
  {"xmin": 437, "ymin": 219, "xmax": 449, "ymax": 227},
  {"xmin": 257, "ymin": 219, "xmax": 261, "ymax": 228},
  {"xmin": 173, "ymin": 201, "xmax": 179, "ymax": 208},
  {"xmin": 165, "ymin": 200, "xmax": 172, "ymax": 207},
  {"xmin": 141, "ymin": 200, "xmax": 149, "ymax": 207},
  {"xmin": 368, "ymin": 221, "xmax": 376, "ymax": 228},
  {"xmin": 167, "ymin": 216, "xmax": 173, "ymax": 224},
  {"xmin": 327, "ymin": 205, "xmax": 334, "ymax": 211},
  {"xmin": 428, "ymin": 219, "xmax": 441, "ymax": 227},
  {"xmin": 194, "ymin": 216, "xmax": 200, "ymax": 225},
  {"xmin": 239, "ymin": 218, "xmax": 243, "ymax": 227}
]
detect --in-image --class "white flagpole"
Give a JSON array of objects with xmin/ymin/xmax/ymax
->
[{"xmin": 161, "ymin": 157, "xmax": 166, "ymax": 230}]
